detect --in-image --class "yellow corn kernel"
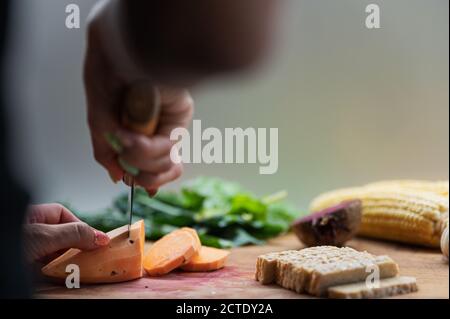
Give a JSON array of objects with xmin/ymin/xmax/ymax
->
[
  {"xmin": 309, "ymin": 181, "xmax": 449, "ymax": 248},
  {"xmin": 359, "ymin": 207, "xmax": 439, "ymax": 247},
  {"xmin": 365, "ymin": 180, "xmax": 449, "ymax": 197}
]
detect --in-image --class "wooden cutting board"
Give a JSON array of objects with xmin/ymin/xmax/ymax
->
[{"xmin": 35, "ymin": 234, "xmax": 449, "ymax": 299}]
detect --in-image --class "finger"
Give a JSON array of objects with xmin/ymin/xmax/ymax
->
[
  {"xmin": 91, "ymin": 131, "xmax": 124, "ymax": 182},
  {"xmin": 134, "ymin": 163, "xmax": 183, "ymax": 189},
  {"xmin": 112, "ymin": 88, "xmax": 192, "ymax": 178},
  {"xmin": 119, "ymin": 153, "xmax": 175, "ymax": 174},
  {"xmin": 84, "ymin": 43, "xmax": 125, "ymax": 183},
  {"xmin": 23, "ymin": 223, "xmax": 110, "ymax": 262},
  {"xmin": 115, "ymin": 131, "xmax": 173, "ymax": 161},
  {"xmin": 146, "ymin": 188, "xmax": 159, "ymax": 197},
  {"xmin": 26, "ymin": 204, "xmax": 81, "ymax": 225},
  {"xmin": 53, "ymin": 222, "xmax": 110, "ymax": 251},
  {"xmin": 156, "ymin": 88, "xmax": 194, "ymax": 136},
  {"xmin": 44, "ymin": 223, "xmax": 108, "ymax": 253}
]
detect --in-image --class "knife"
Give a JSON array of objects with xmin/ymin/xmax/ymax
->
[{"xmin": 122, "ymin": 83, "xmax": 161, "ymax": 236}]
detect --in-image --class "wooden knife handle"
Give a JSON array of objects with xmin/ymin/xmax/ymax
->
[
  {"xmin": 121, "ymin": 82, "xmax": 161, "ymax": 185},
  {"xmin": 122, "ymin": 82, "xmax": 161, "ymax": 136}
]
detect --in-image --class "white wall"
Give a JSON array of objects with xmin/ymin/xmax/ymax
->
[{"xmin": 5, "ymin": 0, "xmax": 449, "ymax": 211}]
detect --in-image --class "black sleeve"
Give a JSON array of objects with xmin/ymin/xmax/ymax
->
[{"xmin": 0, "ymin": 0, "xmax": 32, "ymax": 298}]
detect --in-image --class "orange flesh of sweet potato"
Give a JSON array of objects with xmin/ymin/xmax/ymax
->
[
  {"xmin": 180, "ymin": 227, "xmax": 202, "ymax": 261},
  {"xmin": 143, "ymin": 227, "xmax": 201, "ymax": 276},
  {"xmin": 41, "ymin": 220, "xmax": 145, "ymax": 283},
  {"xmin": 180, "ymin": 246, "xmax": 230, "ymax": 272}
]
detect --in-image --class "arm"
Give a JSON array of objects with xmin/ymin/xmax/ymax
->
[
  {"xmin": 90, "ymin": 0, "xmax": 278, "ymax": 85},
  {"xmin": 84, "ymin": 0, "xmax": 277, "ymax": 191}
]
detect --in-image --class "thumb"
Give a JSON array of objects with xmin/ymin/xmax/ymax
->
[
  {"xmin": 24, "ymin": 222, "xmax": 110, "ymax": 262},
  {"xmin": 50, "ymin": 222, "xmax": 110, "ymax": 251}
]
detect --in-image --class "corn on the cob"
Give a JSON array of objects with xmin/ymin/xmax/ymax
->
[
  {"xmin": 310, "ymin": 181, "xmax": 449, "ymax": 247},
  {"xmin": 441, "ymin": 226, "xmax": 449, "ymax": 259},
  {"xmin": 365, "ymin": 180, "xmax": 449, "ymax": 197}
]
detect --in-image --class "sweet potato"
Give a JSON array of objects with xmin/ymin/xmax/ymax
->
[
  {"xmin": 181, "ymin": 246, "xmax": 230, "ymax": 272},
  {"xmin": 41, "ymin": 220, "xmax": 145, "ymax": 283},
  {"xmin": 143, "ymin": 227, "xmax": 201, "ymax": 276}
]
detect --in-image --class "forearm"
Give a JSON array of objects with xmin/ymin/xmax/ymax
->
[
  {"xmin": 89, "ymin": 0, "xmax": 278, "ymax": 86},
  {"xmin": 86, "ymin": 0, "xmax": 144, "ymax": 83}
]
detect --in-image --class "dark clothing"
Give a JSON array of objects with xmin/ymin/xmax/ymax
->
[{"xmin": 0, "ymin": 0, "xmax": 32, "ymax": 298}]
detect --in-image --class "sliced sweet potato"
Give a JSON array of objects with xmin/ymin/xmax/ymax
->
[
  {"xmin": 143, "ymin": 227, "xmax": 201, "ymax": 276},
  {"xmin": 181, "ymin": 227, "xmax": 202, "ymax": 260},
  {"xmin": 181, "ymin": 246, "xmax": 230, "ymax": 272},
  {"xmin": 41, "ymin": 220, "xmax": 145, "ymax": 283}
]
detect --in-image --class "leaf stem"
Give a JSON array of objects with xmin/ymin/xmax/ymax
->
[{"xmin": 261, "ymin": 190, "xmax": 288, "ymax": 205}]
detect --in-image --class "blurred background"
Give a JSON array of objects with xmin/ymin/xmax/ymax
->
[{"xmin": 4, "ymin": 0, "xmax": 449, "ymax": 212}]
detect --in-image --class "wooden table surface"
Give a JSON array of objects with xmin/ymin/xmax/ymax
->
[{"xmin": 35, "ymin": 234, "xmax": 449, "ymax": 299}]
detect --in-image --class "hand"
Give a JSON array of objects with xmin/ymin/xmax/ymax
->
[
  {"xmin": 23, "ymin": 204, "xmax": 110, "ymax": 263},
  {"xmin": 83, "ymin": 18, "xmax": 193, "ymax": 194}
]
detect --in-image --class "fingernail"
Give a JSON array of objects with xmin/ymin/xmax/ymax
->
[
  {"xmin": 118, "ymin": 157, "xmax": 140, "ymax": 176},
  {"xmin": 146, "ymin": 188, "xmax": 158, "ymax": 197},
  {"xmin": 115, "ymin": 130, "xmax": 134, "ymax": 148},
  {"xmin": 94, "ymin": 230, "xmax": 110, "ymax": 246},
  {"xmin": 104, "ymin": 132, "xmax": 123, "ymax": 153},
  {"xmin": 108, "ymin": 171, "xmax": 120, "ymax": 184}
]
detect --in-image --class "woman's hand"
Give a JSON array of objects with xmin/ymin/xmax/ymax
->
[
  {"xmin": 23, "ymin": 204, "xmax": 110, "ymax": 263},
  {"xmin": 83, "ymin": 15, "xmax": 193, "ymax": 194}
]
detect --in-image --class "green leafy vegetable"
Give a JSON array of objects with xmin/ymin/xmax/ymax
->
[{"xmin": 71, "ymin": 177, "xmax": 301, "ymax": 248}]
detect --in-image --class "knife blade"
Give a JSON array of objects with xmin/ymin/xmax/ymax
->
[
  {"xmin": 127, "ymin": 181, "xmax": 135, "ymax": 234},
  {"xmin": 122, "ymin": 83, "xmax": 161, "ymax": 236}
]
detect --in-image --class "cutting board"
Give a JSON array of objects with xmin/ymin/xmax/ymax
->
[{"xmin": 35, "ymin": 234, "xmax": 449, "ymax": 299}]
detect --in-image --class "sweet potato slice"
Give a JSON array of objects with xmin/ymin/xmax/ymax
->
[
  {"xmin": 181, "ymin": 227, "xmax": 202, "ymax": 259},
  {"xmin": 143, "ymin": 227, "xmax": 201, "ymax": 276},
  {"xmin": 41, "ymin": 220, "xmax": 145, "ymax": 283},
  {"xmin": 181, "ymin": 246, "xmax": 230, "ymax": 272}
]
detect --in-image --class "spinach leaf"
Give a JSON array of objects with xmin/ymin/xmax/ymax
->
[{"xmin": 71, "ymin": 176, "xmax": 301, "ymax": 248}]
